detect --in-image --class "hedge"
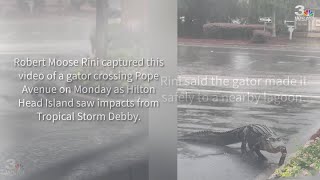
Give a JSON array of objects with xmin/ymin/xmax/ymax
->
[
  {"xmin": 203, "ymin": 23, "xmax": 272, "ymax": 40},
  {"xmin": 251, "ymin": 30, "xmax": 271, "ymax": 43}
]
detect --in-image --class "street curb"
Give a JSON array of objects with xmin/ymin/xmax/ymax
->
[{"xmin": 178, "ymin": 38, "xmax": 320, "ymax": 50}]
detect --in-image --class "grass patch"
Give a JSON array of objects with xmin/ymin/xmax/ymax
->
[{"xmin": 273, "ymin": 138, "xmax": 320, "ymax": 178}]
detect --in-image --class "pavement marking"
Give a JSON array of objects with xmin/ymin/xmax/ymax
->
[
  {"xmin": 286, "ymin": 55, "xmax": 320, "ymax": 59},
  {"xmin": 179, "ymin": 44, "xmax": 320, "ymax": 53},
  {"xmin": 178, "ymin": 88, "xmax": 320, "ymax": 99},
  {"xmin": 213, "ymin": 51, "xmax": 269, "ymax": 56},
  {"xmin": 212, "ymin": 51, "xmax": 320, "ymax": 59},
  {"xmin": 178, "ymin": 75, "xmax": 320, "ymax": 83}
]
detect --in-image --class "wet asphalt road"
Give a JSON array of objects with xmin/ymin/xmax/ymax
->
[{"xmin": 177, "ymin": 44, "xmax": 320, "ymax": 180}]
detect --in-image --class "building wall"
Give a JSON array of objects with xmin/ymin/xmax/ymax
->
[{"xmin": 309, "ymin": 17, "xmax": 320, "ymax": 32}]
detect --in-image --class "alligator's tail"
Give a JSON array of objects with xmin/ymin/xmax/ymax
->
[{"xmin": 179, "ymin": 127, "xmax": 243, "ymax": 145}]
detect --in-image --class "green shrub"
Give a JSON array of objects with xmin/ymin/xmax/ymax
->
[
  {"xmin": 273, "ymin": 138, "xmax": 320, "ymax": 178},
  {"xmin": 203, "ymin": 23, "xmax": 272, "ymax": 40},
  {"xmin": 251, "ymin": 30, "xmax": 271, "ymax": 43}
]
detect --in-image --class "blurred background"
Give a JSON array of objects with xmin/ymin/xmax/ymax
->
[{"xmin": 0, "ymin": 0, "xmax": 150, "ymax": 180}]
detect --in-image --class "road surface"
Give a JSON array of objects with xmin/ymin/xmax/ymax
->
[{"xmin": 177, "ymin": 44, "xmax": 320, "ymax": 180}]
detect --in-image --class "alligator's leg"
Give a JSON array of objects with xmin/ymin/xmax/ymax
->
[
  {"xmin": 241, "ymin": 140, "xmax": 248, "ymax": 154},
  {"xmin": 278, "ymin": 147, "xmax": 287, "ymax": 166},
  {"xmin": 250, "ymin": 142, "xmax": 267, "ymax": 160},
  {"xmin": 248, "ymin": 144, "xmax": 255, "ymax": 155},
  {"xmin": 241, "ymin": 127, "xmax": 250, "ymax": 154},
  {"xmin": 254, "ymin": 149, "xmax": 267, "ymax": 161}
]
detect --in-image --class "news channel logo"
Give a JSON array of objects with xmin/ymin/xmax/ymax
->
[
  {"xmin": 0, "ymin": 159, "xmax": 24, "ymax": 177},
  {"xmin": 295, "ymin": 5, "xmax": 314, "ymax": 21}
]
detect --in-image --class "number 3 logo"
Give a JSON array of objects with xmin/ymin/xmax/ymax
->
[{"xmin": 295, "ymin": 5, "xmax": 305, "ymax": 16}]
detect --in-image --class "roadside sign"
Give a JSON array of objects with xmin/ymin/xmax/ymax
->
[
  {"xmin": 288, "ymin": 26, "xmax": 295, "ymax": 33},
  {"xmin": 284, "ymin": 20, "xmax": 296, "ymax": 29},
  {"xmin": 287, "ymin": 26, "xmax": 295, "ymax": 40},
  {"xmin": 259, "ymin": 17, "xmax": 272, "ymax": 23},
  {"xmin": 284, "ymin": 20, "xmax": 296, "ymax": 40},
  {"xmin": 259, "ymin": 17, "xmax": 272, "ymax": 32},
  {"xmin": 284, "ymin": 20, "xmax": 295, "ymax": 25}
]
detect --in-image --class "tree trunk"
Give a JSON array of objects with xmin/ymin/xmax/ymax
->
[
  {"xmin": 272, "ymin": 6, "xmax": 276, "ymax": 37},
  {"xmin": 248, "ymin": 0, "xmax": 252, "ymax": 23},
  {"xmin": 96, "ymin": 0, "xmax": 108, "ymax": 58}
]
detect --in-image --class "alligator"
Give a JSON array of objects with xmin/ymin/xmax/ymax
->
[{"xmin": 180, "ymin": 124, "xmax": 287, "ymax": 166}]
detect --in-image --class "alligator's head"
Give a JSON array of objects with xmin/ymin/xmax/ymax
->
[
  {"xmin": 260, "ymin": 136, "xmax": 287, "ymax": 166},
  {"xmin": 260, "ymin": 136, "xmax": 285, "ymax": 153}
]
